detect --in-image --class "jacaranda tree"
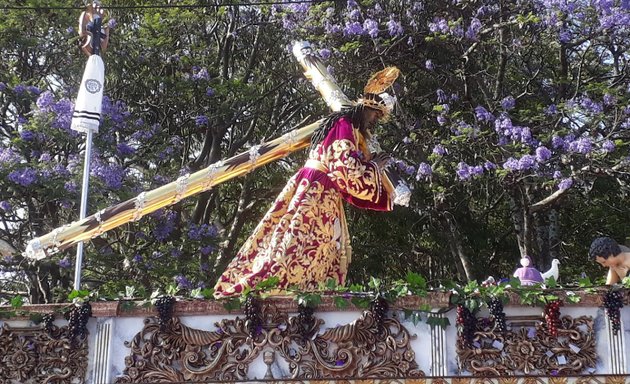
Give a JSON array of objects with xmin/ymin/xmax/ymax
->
[{"xmin": 0, "ymin": 0, "xmax": 629, "ymax": 303}]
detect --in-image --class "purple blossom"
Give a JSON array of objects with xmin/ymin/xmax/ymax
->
[
  {"xmin": 405, "ymin": 165, "xmax": 416, "ymax": 175},
  {"xmin": 535, "ymin": 146, "xmax": 552, "ymax": 162},
  {"xmin": 0, "ymin": 148, "xmax": 22, "ymax": 165},
  {"xmin": 91, "ymin": 162, "xmax": 125, "ymax": 190},
  {"xmin": 117, "ymin": 142, "xmax": 136, "ymax": 156},
  {"xmin": 501, "ymin": 96, "xmax": 515, "ymax": 110},
  {"xmin": 14, "ymin": 84, "xmax": 26, "ymax": 95},
  {"xmin": 325, "ymin": 23, "xmax": 342, "ymax": 34},
  {"xmin": 0, "ymin": 201, "xmax": 11, "ymax": 211},
  {"xmin": 348, "ymin": 9, "xmax": 361, "ymax": 20},
  {"xmin": 343, "ymin": 21, "xmax": 364, "ymax": 36},
  {"xmin": 553, "ymin": 171, "xmax": 562, "ymax": 179},
  {"xmin": 282, "ymin": 16, "xmax": 296, "ymax": 31},
  {"xmin": 51, "ymin": 99, "xmax": 74, "ymax": 131},
  {"xmin": 38, "ymin": 152, "xmax": 51, "ymax": 162},
  {"xmin": 518, "ymin": 155, "xmax": 537, "ymax": 170},
  {"xmin": 545, "ymin": 104, "xmax": 558, "ymax": 115},
  {"xmin": 416, "ymin": 162, "xmax": 432, "ymax": 180},
  {"xmin": 580, "ymin": 97, "xmax": 603, "ymax": 114},
  {"xmin": 188, "ymin": 223, "xmax": 218, "ymax": 240},
  {"xmin": 363, "ymin": 19, "xmax": 379, "ymax": 38},
  {"xmin": 436, "ymin": 89, "xmax": 448, "ymax": 103},
  {"xmin": 132, "ymin": 254, "xmax": 142, "ymax": 263},
  {"xmin": 475, "ymin": 106, "xmax": 494, "ymax": 122},
  {"xmin": 290, "ymin": 2, "xmax": 310, "ymax": 13},
  {"xmin": 8, "ymin": 168, "xmax": 37, "ymax": 187},
  {"xmin": 429, "ymin": 17, "xmax": 450, "ymax": 34},
  {"xmin": 437, "ymin": 115, "xmax": 447, "ymax": 126},
  {"xmin": 465, "ymin": 18, "xmax": 482, "ymax": 40},
  {"xmin": 206, "ymin": 87, "xmax": 215, "ymax": 97},
  {"xmin": 319, "ymin": 48, "xmax": 331, "ymax": 60},
  {"xmin": 66, "ymin": 26, "xmax": 74, "ymax": 34},
  {"xmin": 551, "ymin": 135, "xmax": 566, "ymax": 150},
  {"xmin": 456, "ymin": 162, "xmax": 472, "ymax": 180},
  {"xmin": 26, "ymin": 85, "xmax": 40, "ymax": 95},
  {"xmin": 175, "ymin": 274, "xmax": 193, "ymax": 289},
  {"xmin": 108, "ymin": 18, "xmax": 117, "ymax": 29},
  {"xmin": 19, "ymin": 130, "xmax": 35, "ymax": 141},
  {"xmin": 192, "ymin": 68, "xmax": 209, "ymax": 81},
  {"xmin": 171, "ymin": 248, "xmax": 182, "ymax": 258},
  {"xmin": 503, "ymin": 157, "xmax": 519, "ymax": 171},
  {"xmin": 153, "ymin": 211, "xmax": 177, "ymax": 241},
  {"xmin": 601, "ymin": 140, "xmax": 615, "ymax": 153},
  {"xmin": 568, "ymin": 137, "xmax": 592, "ymax": 154},
  {"xmin": 432, "ymin": 144, "xmax": 446, "ymax": 156},
  {"xmin": 484, "ymin": 161, "xmax": 496, "ymax": 170},
  {"xmin": 425, "ymin": 60, "xmax": 434, "ymax": 70},
  {"xmin": 387, "ymin": 18, "xmax": 404, "ymax": 37},
  {"xmin": 559, "ymin": 30, "xmax": 571, "ymax": 43},
  {"xmin": 471, "ymin": 165, "xmax": 484, "ymax": 176},
  {"xmin": 195, "ymin": 115, "xmax": 209, "ymax": 126},
  {"xmin": 558, "ymin": 178, "xmax": 573, "ymax": 191},
  {"xmin": 58, "ymin": 258, "xmax": 72, "ymax": 269},
  {"xmin": 36, "ymin": 91, "xmax": 55, "ymax": 110},
  {"xmin": 200, "ymin": 245, "xmax": 215, "ymax": 255},
  {"xmin": 64, "ymin": 181, "xmax": 78, "ymax": 193},
  {"xmin": 402, "ymin": 136, "xmax": 412, "ymax": 144},
  {"xmin": 603, "ymin": 93, "xmax": 616, "ymax": 106}
]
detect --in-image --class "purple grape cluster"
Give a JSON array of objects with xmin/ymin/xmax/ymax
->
[
  {"xmin": 456, "ymin": 304, "xmax": 477, "ymax": 348},
  {"xmin": 543, "ymin": 300, "xmax": 562, "ymax": 337},
  {"xmin": 242, "ymin": 295, "xmax": 262, "ymax": 337},
  {"xmin": 41, "ymin": 312, "xmax": 55, "ymax": 332},
  {"xmin": 67, "ymin": 302, "xmax": 92, "ymax": 340},
  {"xmin": 488, "ymin": 297, "xmax": 507, "ymax": 333},
  {"xmin": 603, "ymin": 290, "xmax": 624, "ymax": 335},
  {"xmin": 297, "ymin": 303, "xmax": 315, "ymax": 339},
  {"xmin": 369, "ymin": 296, "xmax": 389, "ymax": 331},
  {"xmin": 154, "ymin": 295, "xmax": 176, "ymax": 327}
]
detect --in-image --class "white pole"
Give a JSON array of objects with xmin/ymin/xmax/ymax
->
[{"xmin": 74, "ymin": 128, "xmax": 94, "ymax": 289}]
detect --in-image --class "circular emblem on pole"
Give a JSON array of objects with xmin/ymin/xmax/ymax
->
[{"xmin": 85, "ymin": 79, "xmax": 102, "ymax": 94}]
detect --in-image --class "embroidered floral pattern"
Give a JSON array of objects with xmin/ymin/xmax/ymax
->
[{"xmin": 214, "ymin": 117, "xmax": 392, "ymax": 297}]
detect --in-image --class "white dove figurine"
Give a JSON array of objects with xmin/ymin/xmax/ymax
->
[{"xmin": 541, "ymin": 259, "xmax": 560, "ymax": 281}]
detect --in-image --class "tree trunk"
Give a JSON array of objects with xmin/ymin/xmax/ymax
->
[
  {"xmin": 548, "ymin": 209, "xmax": 560, "ymax": 261},
  {"xmin": 211, "ymin": 177, "xmax": 253, "ymax": 280},
  {"xmin": 508, "ymin": 191, "xmax": 528, "ymax": 258},
  {"xmin": 442, "ymin": 212, "xmax": 475, "ymax": 281}
]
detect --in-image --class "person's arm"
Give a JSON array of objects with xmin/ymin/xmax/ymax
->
[
  {"xmin": 322, "ymin": 118, "xmax": 392, "ymax": 211},
  {"xmin": 606, "ymin": 267, "xmax": 621, "ymax": 285}
]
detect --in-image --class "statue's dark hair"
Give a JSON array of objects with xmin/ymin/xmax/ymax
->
[
  {"xmin": 309, "ymin": 104, "xmax": 367, "ymax": 151},
  {"xmin": 589, "ymin": 237, "xmax": 621, "ymax": 260}
]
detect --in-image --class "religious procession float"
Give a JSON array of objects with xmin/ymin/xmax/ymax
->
[{"xmin": 1, "ymin": 2, "xmax": 630, "ymax": 384}]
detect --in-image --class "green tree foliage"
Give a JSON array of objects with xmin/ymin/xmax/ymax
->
[{"xmin": 0, "ymin": 0, "xmax": 629, "ymax": 303}]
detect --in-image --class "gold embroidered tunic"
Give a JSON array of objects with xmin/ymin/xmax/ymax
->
[{"xmin": 214, "ymin": 116, "xmax": 392, "ymax": 297}]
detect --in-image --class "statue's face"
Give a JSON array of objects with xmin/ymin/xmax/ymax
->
[
  {"xmin": 363, "ymin": 108, "xmax": 384, "ymax": 130},
  {"xmin": 595, "ymin": 255, "xmax": 619, "ymax": 267}
]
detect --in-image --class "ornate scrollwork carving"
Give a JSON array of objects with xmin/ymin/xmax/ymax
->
[
  {"xmin": 0, "ymin": 322, "xmax": 88, "ymax": 383},
  {"xmin": 457, "ymin": 315, "xmax": 596, "ymax": 376},
  {"xmin": 115, "ymin": 302, "xmax": 424, "ymax": 382}
]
